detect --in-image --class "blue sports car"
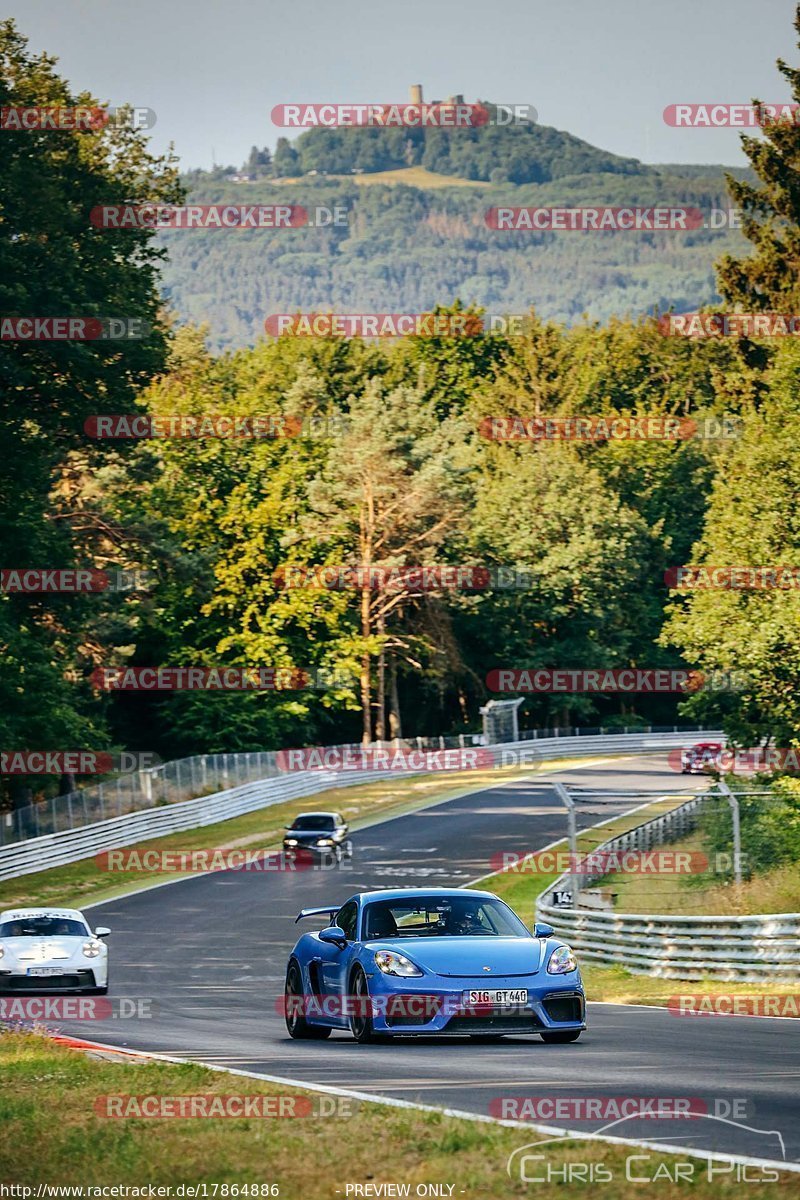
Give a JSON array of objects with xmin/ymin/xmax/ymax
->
[{"xmin": 283, "ymin": 887, "xmax": 585, "ymax": 1043}]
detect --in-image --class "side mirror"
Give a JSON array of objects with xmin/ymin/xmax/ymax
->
[
  {"xmin": 534, "ymin": 922, "xmax": 554, "ymax": 939},
  {"xmin": 319, "ymin": 925, "xmax": 346, "ymax": 946},
  {"xmin": 94, "ymin": 926, "xmax": 111, "ymax": 938}
]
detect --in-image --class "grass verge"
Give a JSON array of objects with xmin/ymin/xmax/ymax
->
[
  {"xmin": 485, "ymin": 794, "xmax": 693, "ymax": 917},
  {"xmin": 580, "ymin": 962, "xmax": 800, "ymax": 1009},
  {"xmin": 582, "ymin": 826, "xmax": 800, "ymax": 916},
  {"xmin": 0, "ymin": 1032, "xmax": 796, "ymax": 1195},
  {"xmin": 482, "ymin": 793, "xmax": 800, "ymax": 1008}
]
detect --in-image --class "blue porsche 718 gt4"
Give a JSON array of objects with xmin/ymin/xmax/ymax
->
[{"xmin": 283, "ymin": 887, "xmax": 585, "ymax": 1043}]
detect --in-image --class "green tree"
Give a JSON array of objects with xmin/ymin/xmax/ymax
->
[
  {"xmin": 717, "ymin": 4, "xmax": 800, "ymax": 311},
  {"xmin": 662, "ymin": 342, "xmax": 800, "ymax": 745},
  {"xmin": 245, "ymin": 145, "xmax": 271, "ymax": 177},
  {"xmin": 304, "ymin": 378, "xmax": 474, "ymax": 742},
  {"xmin": 463, "ymin": 443, "xmax": 657, "ymax": 726},
  {"xmin": 0, "ymin": 20, "xmax": 181, "ymax": 801},
  {"xmin": 273, "ymin": 137, "xmax": 300, "ymax": 177}
]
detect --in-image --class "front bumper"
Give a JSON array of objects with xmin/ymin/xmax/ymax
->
[
  {"xmin": 364, "ymin": 972, "xmax": 585, "ymax": 1036},
  {"xmin": 0, "ymin": 967, "xmax": 102, "ymax": 993},
  {"xmin": 283, "ymin": 843, "xmax": 340, "ymax": 858}
]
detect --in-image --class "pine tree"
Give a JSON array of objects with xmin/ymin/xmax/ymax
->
[
  {"xmin": 717, "ymin": 4, "xmax": 800, "ymax": 310},
  {"xmin": 273, "ymin": 137, "xmax": 299, "ymax": 177}
]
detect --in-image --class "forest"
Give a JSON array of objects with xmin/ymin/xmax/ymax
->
[{"xmin": 2, "ymin": 16, "xmax": 800, "ymax": 805}]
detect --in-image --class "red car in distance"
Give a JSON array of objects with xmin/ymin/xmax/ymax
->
[{"xmin": 680, "ymin": 741, "xmax": 724, "ymax": 774}]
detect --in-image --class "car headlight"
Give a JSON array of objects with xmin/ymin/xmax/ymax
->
[
  {"xmin": 82, "ymin": 940, "xmax": 102, "ymax": 958},
  {"xmin": 547, "ymin": 945, "xmax": 577, "ymax": 974},
  {"xmin": 284, "ymin": 838, "xmax": 298, "ymax": 846},
  {"xmin": 315, "ymin": 838, "xmax": 333, "ymax": 847},
  {"xmin": 0, "ymin": 945, "xmax": 4, "ymax": 959},
  {"xmin": 374, "ymin": 950, "xmax": 422, "ymax": 977}
]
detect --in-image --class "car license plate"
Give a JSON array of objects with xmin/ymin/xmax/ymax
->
[
  {"xmin": 26, "ymin": 967, "xmax": 64, "ymax": 977},
  {"xmin": 467, "ymin": 988, "xmax": 528, "ymax": 1006}
]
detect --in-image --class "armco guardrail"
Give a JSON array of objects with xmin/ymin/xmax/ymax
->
[
  {"xmin": 536, "ymin": 791, "xmax": 800, "ymax": 982},
  {"xmin": 0, "ymin": 723, "xmax": 714, "ymax": 847},
  {"xmin": 0, "ymin": 730, "xmax": 720, "ymax": 882},
  {"xmin": 577, "ymin": 792, "xmax": 707, "ymax": 888}
]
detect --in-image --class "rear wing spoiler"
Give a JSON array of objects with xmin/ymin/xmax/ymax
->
[{"xmin": 295, "ymin": 905, "xmax": 339, "ymax": 925}]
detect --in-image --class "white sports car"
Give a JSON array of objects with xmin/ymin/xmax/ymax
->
[{"xmin": 0, "ymin": 907, "xmax": 110, "ymax": 993}]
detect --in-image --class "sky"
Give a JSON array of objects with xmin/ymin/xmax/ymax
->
[{"xmin": 6, "ymin": 0, "xmax": 799, "ymax": 171}]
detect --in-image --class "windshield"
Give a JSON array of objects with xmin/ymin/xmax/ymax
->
[
  {"xmin": 362, "ymin": 896, "xmax": 529, "ymax": 940},
  {"xmin": 0, "ymin": 917, "xmax": 88, "ymax": 938},
  {"xmin": 291, "ymin": 815, "xmax": 335, "ymax": 831}
]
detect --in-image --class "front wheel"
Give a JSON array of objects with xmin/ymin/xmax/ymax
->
[
  {"xmin": 285, "ymin": 962, "xmax": 331, "ymax": 1039},
  {"xmin": 349, "ymin": 967, "xmax": 384, "ymax": 1044},
  {"xmin": 540, "ymin": 1029, "xmax": 582, "ymax": 1044}
]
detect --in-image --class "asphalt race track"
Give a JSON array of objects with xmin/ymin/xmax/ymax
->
[{"xmin": 52, "ymin": 755, "xmax": 800, "ymax": 1167}]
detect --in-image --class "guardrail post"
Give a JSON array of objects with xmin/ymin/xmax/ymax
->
[
  {"xmin": 553, "ymin": 782, "xmax": 578, "ymax": 908},
  {"xmin": 716, "ymin": 780, "xmax": 743, "ymax": 886}
]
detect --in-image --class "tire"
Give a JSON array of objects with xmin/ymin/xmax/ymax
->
[
  {"xmin": 91, "ymin": 985, "xmax": 108, "ymax": 995},
  {"xmin": 285, "ymin": 962, "xmax": 332, "ymax": 1039},
  {"xmin": 540, "ymin": 1029, "xmax": 582, "ymax": 1044},
  {"xmin": 349, "ymin": 967, "xmax": 384, "ymax": 1044}
]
